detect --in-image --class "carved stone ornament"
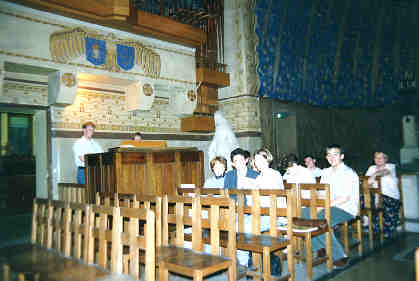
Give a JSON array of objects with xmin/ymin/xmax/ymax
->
[
  {"xmin": 187, "ymin": 90, "xmax": 196, "ymax": 102},
  {"xmin": 143, "ymin": 83, "xmax": 153, "ymax": 96},
  {"xmin": 61, "ymin": 73, "xmax": 76, "ymax": 88}
]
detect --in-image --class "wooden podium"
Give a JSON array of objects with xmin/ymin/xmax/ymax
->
[{"xmin": 85, "ymin": 147, "xmax": 204, "ymax": 203}]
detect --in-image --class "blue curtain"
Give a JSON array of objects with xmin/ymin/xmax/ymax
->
[{"xmin": 254, "ymin": 0, "xmax": 406, "ymax": 108}]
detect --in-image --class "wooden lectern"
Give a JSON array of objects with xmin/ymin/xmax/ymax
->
[{"xmin": 84, "ymin": 147, "xmax": 204, "ymax": 203}]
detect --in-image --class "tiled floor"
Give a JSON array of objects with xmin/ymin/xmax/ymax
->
[
  {"xmin": 0, "ymin": 212, "xmax": 417, "ymax": 281},
  {"xmin": 326, "ymin": 232, "xmax": 418, "ymax": 281}
]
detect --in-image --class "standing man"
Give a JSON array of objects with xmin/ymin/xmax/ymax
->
[{"xmin": 73, "ymin": 121, "xmax": 103, "ymax": 184}]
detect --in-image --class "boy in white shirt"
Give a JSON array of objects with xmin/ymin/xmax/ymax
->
[{"xmin": 303, "ymin": 144, "xmax": 359, "ymax": 268}]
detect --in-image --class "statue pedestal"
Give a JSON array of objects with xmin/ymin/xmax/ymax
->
[
  {"xmin": 401, "ymin": 115, "xmax": 419, "ymax": 164},
  {"xmin": 400, "ymin": 173, "xmax": 419, "ymax": 232},
  {"xmin": 400, "ymin": 147, "xmax": 419, "ymax": 165},
  {"xmin": 400, "ymin": 115, "xmax": 419, "ymax": 232}
]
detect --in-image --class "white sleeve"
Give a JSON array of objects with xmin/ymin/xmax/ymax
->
[
  {"xmin": 388, "ymin": 164, "xmax": 397, "ymax": 177},
  {"xmin": 365, "ymin": 166, "xmax": 375, "ymax": 176}
]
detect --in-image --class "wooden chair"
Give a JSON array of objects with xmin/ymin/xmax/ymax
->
[
  {"xmin": 397, "ymin": 174, "xmax": 406, "ymax": 232},
  {"xmin": 359, "ymin": 176, "xmax": 384, "ymax": 249},
  {"xmin": 118, "ymin": 205, "xmax": 156, "ymax": 281},
  {"xmin": 121, "ymin": 194, "xmax": 163, "ymax": 277},
  {"xmin": 88, "ymin": 204, "xmax": 120, "ymax": 272},
  {"xmin": 49, "ymin": 200, "xmax": 69, "ymax": 254},
  {"xmin": 293, "ymin": 183, "xmax": 333, "ymax": 280},
  {"xmin": 340, "ymin": 202, "xmax": 363, "ymax": 257},
  {"xmin": 227, "ymin": 189, "xmax": 292, "ymax": 281},
  {"xmin": 58, "ymin": 182, "xmax": 87, "ymax": 203},
  {"xmin": 32, "ymin": 198, "xmax": 52, "ymax": 248},
  {"xmin": 66, "ymin": 202, "xmax": 91, "ymax": 262},
  {"xmin": 159, "ymin": 195, "xmax": 237, "ymax": 281}
]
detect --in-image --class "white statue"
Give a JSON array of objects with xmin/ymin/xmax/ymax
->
[{"xmin": 208, "ymin": 111, "xmax": 239, "ymax": 170}]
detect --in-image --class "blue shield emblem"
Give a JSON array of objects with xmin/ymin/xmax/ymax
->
[
  {"xmin": 85, "ymin": 37, "xmax": 106, "ymax": 66},
  {"xmin": 116, "ymin": 44, "xmax": 135, "ymax": 71}
]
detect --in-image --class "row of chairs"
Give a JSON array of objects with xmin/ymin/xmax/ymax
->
[
  {"xmin": 177, "ymin": 184, "xmax": 333, "ymax": 281},
  {"xmin": 2, "ymin": 198, "xmax": 156, "ymax": 281},
  {"xmin": 177, "ymin": 179, "xmax": 393, "ymax": 280}
]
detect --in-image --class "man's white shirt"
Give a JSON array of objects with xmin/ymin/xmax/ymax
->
[
  {"xmin": 73, "ymin": 136, "xmax": 103, "ymax": 167},
  {"xmin": 321, "ymin": 163, "xmax": 359, "ymax": 217}
]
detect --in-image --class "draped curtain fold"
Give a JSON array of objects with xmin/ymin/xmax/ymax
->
[{"xmin": 260, "ymin": 98, "xmax": 407, "ymax": 173}]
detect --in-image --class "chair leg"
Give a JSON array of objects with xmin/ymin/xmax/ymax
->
[
  {"xmin": 325, "ymin": 231, "xmax": 333, "ymax": 271},
  {"xmin": 287, "ymin": 243, "xmax": 295, "ymax": 281},
  {"xmin": 379, "ymin": 212, "xmax": 384, "ymax": 244},
  {"xmin": 3, "ymin": 264, "xmax": 10, "ymax": 281},
  {"xmin": 305, "ymin": 234, "xmax": 313, "ymax": 280},
  {"xmin": 343, "ymin": 222, "xmax": 349, "ymax": 255},
  {"xmin": 228, "ymin": 262, "xmax": 235, "ymax": 281},
  {"xmin": 18, "ymin": 273, "xmax": 25, "ymax": 281},
  {"xmin": 263, "ymin": 247, "xmax": 270, "ymax": 281},
  {"xmin": 356, "ymin": 218, "xmax": 363, "ymax": 256},
  {"xmin": 368, "ymin": 213, "xmax": 374, "ymax": 249},
  {"xmin": 253, "ymin": 252, "xmax": 262, "ymax": 278},
  {"xmin": 159, "ymin": 263, "xmax": 169, "ymax": 281},
  {"xmin": 193, "ymin": 270, "xmax": 203, "ymax": 281}
]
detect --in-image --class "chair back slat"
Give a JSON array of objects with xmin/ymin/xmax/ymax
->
[
  {"xmin": 89, "ymin": 205, "xmax": 118, "ymax": 270},
  {"xmin": 119, "ymin": 206, "xmax": 155, "ymax": 281},
  {"xmin": 298, "ymin": 183, "xmax": 331, "ymax": 224},
  {"xmin": 67, "ymin": 202, "xmax": 90, "ymax": 262},
  {"xmin": 132, "ymin": 195, "xmax": 162, "ymax": 247},
  {"xmin": 194, "ymin": 196, "xmax": 236, "ymax": 263},
  {"xmin": 359, "ymin": 176, "xmax": 383, "ymax": 210},
  {"xmin": 31, "ymin": 198, "xmax": 51, "ymax": 247},
  {"xmin": 50, "ymin": 200, "xmax": 69, "ymax": 254}
]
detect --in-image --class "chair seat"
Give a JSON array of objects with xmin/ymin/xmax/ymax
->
[
  {"xmin": 293, "ymin": 217, "xmax": 328, "ymax": 228},
  {"xmin": 158, "ymin": 245, "xmax": 232, "ymax": 277},
  {"xmin": 236, "ymin": 232, "xmax": 289, "ymax": 252}
]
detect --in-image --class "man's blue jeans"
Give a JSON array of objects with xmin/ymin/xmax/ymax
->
[
  {"xmin": 301, "ymin": 207, "xmax": 353, "ymax": 261},
  {"xmin": 77, "ymin": 167, "xmax": 85, "ymax": 184}
]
